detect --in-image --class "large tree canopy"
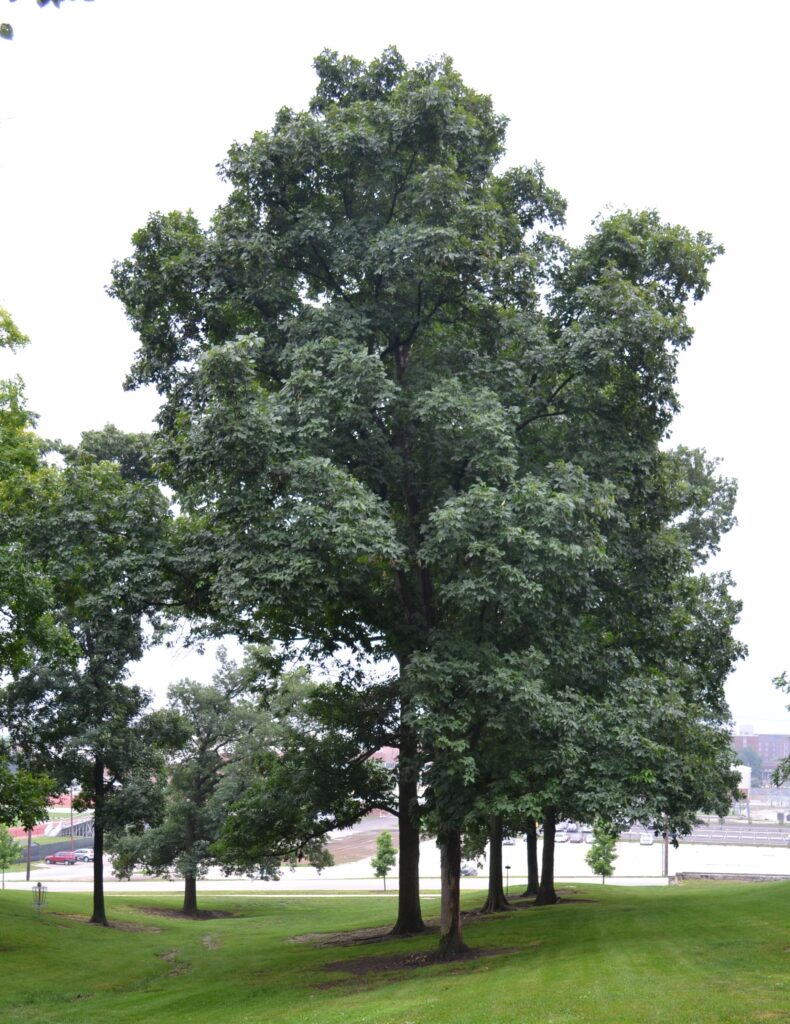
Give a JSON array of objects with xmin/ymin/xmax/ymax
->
[{"xmin": 111, "ymin": 48, "xmax": 741, "ymax": 956}]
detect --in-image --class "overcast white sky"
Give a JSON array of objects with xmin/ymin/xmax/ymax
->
[{"xmin": 0, "ymin": 0, "xmax": 787, "ymax": 732}]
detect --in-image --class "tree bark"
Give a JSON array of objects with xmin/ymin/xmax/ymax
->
[
  {"xmin": 183, "ymin": 873, "xmax": 198, "ymax": 916},
  {"xmin": 521, "ymin": 818, "xmax": 539, "ymax": 897},
  {"xmin": 391, "ymin": 715, "xmax": 425, "ymax": 935},
  {"xmin": 481, "ymin": 814, "xmax": 510, "ymax": 912},
  {"xmin": 535, "ymin": 804, "xmax": 560, "ymax": 906},
  {"xmin": 437, "ymin": 829, "xmax": 469, "ymax": 960},
  {"xmin": 89, "ymin": 758, "xmax": 108, "ymax": 926}
]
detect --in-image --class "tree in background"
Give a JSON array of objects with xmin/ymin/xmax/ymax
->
[
  {"xmin": 0, "ymin": 750, "xmax": 51, "ymax": 828},
  {"xmin": 735, "ymin": 746, "xmax": 764, "ymax": 785},
  {"xmin": 0, "ymin": 823, "xmax": 19, "ymax": 887},
  {"xmin": 3, "ymin": 428, "xmax": 176, "ymax": 925},
  {"xmin": 585, "ymin": 820, "xmax": 618, "ymax": 884},
  {"xmin": 214, "ymin": 656, "xmax": 395, "ymax": 881},
  {"xmin": 109, "ymin": 652, "xmax": 284, "ymax": 917},
  {"xmin": 371, "ymin": 830, "xmax": 397, "ymax": 891}
]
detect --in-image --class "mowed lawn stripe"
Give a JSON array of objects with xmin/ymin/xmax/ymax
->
[{"xmin": 1, "ymin": 883, "xmax": 789, "ymax": 1023}]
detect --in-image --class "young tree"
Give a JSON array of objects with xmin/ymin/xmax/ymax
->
[
  {"xmin": 108, "ymin": 649, "xmax": 315, "ymax": 916},
  {"xmin": 585, "ymin": 820, "xmax": 618, "ymax": 884},
  {"xmin": 371, "ymin": 830, "xmax": 397, "ymax": 891},
  {"xmin": 0, "ymin": 823, "xmax": 19, "ymax": 887},
  {"xmin": 109, "ymin": 675, "xmax": 248, "ymax": 915},
  {"xmin": 110, "ymin": 49, "xmax": 738, "ymax": 957}
]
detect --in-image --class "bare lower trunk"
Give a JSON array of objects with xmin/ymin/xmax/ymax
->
[
  {"xmin": 391, "ymin": 721, "xmax": 425, "ymax": 935},
  {"xmin": 535, "ymin": 804, "xmax": 559, "ymax": 906},
  {"xmin": 522, "ymin": 818, "xmax": 539, "ymax": 897},
  {"xmin": 183, "ymin": 873, "xmax": 198, "ymax": 915},
  {"xmin": 437, "ymin": 829, "xmax": 469, "ymax": 960},
  {"xmin": 89, "ymin": 759, "xmax": 108, "ymax": 926},
  {"xmin": 481, "ymin": 814, "xmax": 510, "ymax": 913}
]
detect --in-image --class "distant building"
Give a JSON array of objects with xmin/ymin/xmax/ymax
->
[
  {"xmin": 732, "ymin": 732, "xmax": 790, "ymax": 785},
  {"xmin": 370, "ymin": 746, "xmax": 399, "ymax": 770}
]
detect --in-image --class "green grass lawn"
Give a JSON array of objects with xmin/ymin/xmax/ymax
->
[{"xmin": 1, "ymin": 882, "xmax": 788, "ymax": 1024}]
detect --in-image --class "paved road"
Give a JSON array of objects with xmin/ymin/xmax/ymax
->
[{"xmin": 4, "ymin": 829, "xmax": 789, "ymax": 895}]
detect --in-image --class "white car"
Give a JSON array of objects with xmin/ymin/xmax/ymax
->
[
  {"xmin": 639, "ymin": 834, "xmax": 655, "ymax": 846},
  {"xmin": 555, "ymin": 831, "xmax": 569, "ymax": 843},
  {"xmin": 73, "ymin": 848, "xmax": 95, "ymax": 861}
]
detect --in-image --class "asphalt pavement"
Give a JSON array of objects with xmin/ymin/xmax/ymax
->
[{"xmin": 4, "ymin": 826, "xmax": 789, "ymax": 895}]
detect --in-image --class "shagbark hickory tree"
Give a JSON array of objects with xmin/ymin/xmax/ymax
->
[{"xmin": 111, "ymin": 49, "xmax": 739, "ymax": 957}]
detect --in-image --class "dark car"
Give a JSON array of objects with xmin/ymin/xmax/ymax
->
[{"xmin": 44, "ymin": 850, "xmax": 77, "ymax": 865}]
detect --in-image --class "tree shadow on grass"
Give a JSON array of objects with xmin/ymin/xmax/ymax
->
[{"xmin": 314, "ymin": 944, "xmax": 534, "ymax": 989}]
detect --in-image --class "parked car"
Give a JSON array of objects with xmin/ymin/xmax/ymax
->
[
  {"xmin": 503, "ymin": 836, "xmax": 515, "ymax": 846},
  {"xmin": 639, "ymin": 833, "xmax": 655, "ymax": 846},
  {"xmin": 44, "ymin": 850, "xmax": 77, "ymax": 865},
  {"xmin": 555, "ymin": 831, "xmax": 569, "ymax": 843},
  {"xmin": 73, "ymin": 848, "xmax": 94, "ymax": 862},
  {"xmin": 460, "ymin": 862, "xmax": 478, "ymax": 877},
  {"xmin": 569, "ymin": 832, "xmax": 584, "ymax": 843}
]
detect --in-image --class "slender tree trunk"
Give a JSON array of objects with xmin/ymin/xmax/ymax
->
[
  {"xmin": 481, "ymin": 814, "xmax": 510, "ymax": 912},
  {"xmin": 437, "ymin": 829, "xmax": 469, "ymax": 960},
  {"xmin": 535, "ymin": 804, "xmax": 559, "ymax": 906},
  {"xmin": 522, "ymin": 818, "xmax": 539, "ymax": 897},
  {"xmin": 183, "ymin": 873, "xmax": 198, "ymax": 916},
  {"xmin": 89, "ymin": 759, "xmax": 108, "ymax": 926},
  {"xmin": 391, "ymin": 718, "xmax": 425, "ymax": 935}
]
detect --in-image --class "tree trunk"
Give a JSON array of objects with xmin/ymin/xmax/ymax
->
[
  {"xmin": 437, "ymin": 829, "xmax": 469, "ymax": 959},
  {"xmin": 183, "ymin": 873, "xmax": 198, "ymax": 916},
  {"xmin": 535, "ymin": 804, "xmax": 560, "ymax": 906},
  {"xmin": 391, "ymin": 720, "xmax": 425, "ymax": 935},
  {"xmin": 521, "ymin": 818, "xmax": 539, "ymax": 897},
  {"xmin": 481, "ymin": 814, "xmax": 510, "ymax": 912},
  {"xmin": 89, "ymin": 759, "xmax": 108, "ymax": 926}
]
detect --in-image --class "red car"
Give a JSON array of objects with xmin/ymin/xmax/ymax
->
[{"xmin": 44, "ymin": 850, "xmax": 77, "ymax": 865}]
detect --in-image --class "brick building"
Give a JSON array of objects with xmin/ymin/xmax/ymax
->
[{"xmin": 732, "ymin": 731, "xmax": 790, "ymax": 785}]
